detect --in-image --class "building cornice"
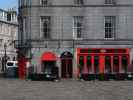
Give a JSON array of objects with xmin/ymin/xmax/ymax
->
[
  {"xmin": 0, "ymin": 20, "xmax": 18, "ymax": 26},
  {"xmin": 19, "ymin": 4, "xmax": 133, "ymax": 9}
]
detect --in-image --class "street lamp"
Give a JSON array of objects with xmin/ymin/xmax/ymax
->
[{"xmin": 4, "ymin": 43, "xmax": 7, "ymax": 73}]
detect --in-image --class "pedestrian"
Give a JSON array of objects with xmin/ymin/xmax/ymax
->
[{"xmin": 26, "ymin": 61, "xmax": 30, "ymax": 79}]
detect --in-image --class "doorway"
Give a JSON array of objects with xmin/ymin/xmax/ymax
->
[{"xmin": 61, "ymin": 52, "xmax": 73, "ymax": 78}]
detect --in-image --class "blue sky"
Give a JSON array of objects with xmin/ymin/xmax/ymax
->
[{"xmin": 0, "ymin": 0, "xmax": 18, "ymax": 10}]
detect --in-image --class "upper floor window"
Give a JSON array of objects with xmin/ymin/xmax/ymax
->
[
  {"xmin": 40, "ymin": 16, "xmax": 51, "ymax": 38},
  {"xmin": 41, "ymin": 0, "xmax": 48, "ymax": 5},
  {"xmin": 0, "ymin": 39, "xmax": 3, "ymax": 46},
  {"xmin": 105, "ymin": 0, "xmax": 116, "ymax": 4},
  {"xmin": 73, "ymin": 16, "xmax": 84, "ymax": 39},
  {"xmin": 104, "ymin": 16, "xmax": 116, "ymax": 39},
  {"xmin": 0, "ymin": 23, "xmax": 2, "ymax": 33},
  {"xmin": 7, "ymin": 13, "xmax": 11, "ymax": 21},
  {"xmin": 74, "ymin": 0, "xmax": 84, "ymax": 5},
  {"xmin": 22, "ymin": 17, "xmax": 27, "ymax": 37}
]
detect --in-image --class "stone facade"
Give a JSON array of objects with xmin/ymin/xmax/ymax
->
[
  {"xmin": 18, "ymin": 0, "xmax": 133, "ymax": 78},
  {"xmin": 0, "ymin": 8, "xmax": 18, "ymax": 70}
]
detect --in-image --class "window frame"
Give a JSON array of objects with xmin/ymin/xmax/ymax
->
[
  {"xmin": 73, "ymin": 16, "xmax": 84, "ymax": 40},
  {"xmin": 104, "ymin": 16, "xmax": 116, "ymax": 39},
  {"xmin": 74, "ymin": 0, "xmax": 84, "ymax": 5},
  {"xmin": 40, "ymin": 16, "xmax": 51, "ymax": 39},
  {"xmin": 105, "ymin": 0, "xmax": 116, "ymax": 5},
  {"xmin": 40, "ymin": 0, "xmax": 48, "ymax": 6}
]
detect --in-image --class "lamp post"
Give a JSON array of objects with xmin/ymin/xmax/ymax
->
[{"xmin": 4, "ymin": 43, "xmax": 7, "ymax": 73}]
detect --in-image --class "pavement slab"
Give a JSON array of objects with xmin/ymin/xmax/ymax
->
[{"xmin": 0, "ymin": 79, "xmax": 132, "ymax": 100}]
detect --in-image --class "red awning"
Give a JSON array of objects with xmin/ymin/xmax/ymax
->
[{"xmin": 41, "ymin": 52, "xmax": 57, "ymax": 61}]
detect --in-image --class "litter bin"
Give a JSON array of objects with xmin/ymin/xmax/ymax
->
[{"xmin": 6, "ymin": 67, "xmax": 17, "ymax": 78}]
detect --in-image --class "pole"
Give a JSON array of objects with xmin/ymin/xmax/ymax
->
[{"xmin": 4, "ymin": 43, "xmax": 7, "ymax": 73}]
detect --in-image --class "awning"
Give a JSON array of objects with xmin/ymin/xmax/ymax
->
[{"xmin": 41, "ymin": 52, "xmax": 57, "ymax": 61}]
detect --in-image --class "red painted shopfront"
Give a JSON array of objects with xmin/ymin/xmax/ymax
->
[{"xmin": 77, "ymin": 48, "xmax": 131, "ymax": 80}]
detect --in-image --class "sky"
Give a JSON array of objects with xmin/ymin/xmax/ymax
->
[{"xmin": 0, "ymin": 0, "xmax": 18, "ymax": 10}]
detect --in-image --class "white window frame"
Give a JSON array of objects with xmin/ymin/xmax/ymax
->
[
  {"xmin": 0, "ymin": 39, "xmax": 3, "ymax": 46},
  {"xmin": 0, "ymin": 23, "xmax": 2, "ymax": 33},
  {"xmin": 73, "ymin": 16, "xmax": 83, "ymax": 40},
  {"xmin": 40, "ymin": 0, "xmax": 48, "ymax": 5},
  {"xmin": 105, "ymin": 0, "xmax": 116, "ymax": 5},
  {"xmin": 104, "ymin": 16, "xmax": 116, "ymax": 39},
  {"xmin": 40, "ymin": 16, "xmax": 51, "ymax": 39},
  {"xmin": 74, "ymin": 0, "xmax": 84, "ymax": 5},
  {"xmin": 23, "ymin": 17, "xmax": 26, "ymax": 40}
]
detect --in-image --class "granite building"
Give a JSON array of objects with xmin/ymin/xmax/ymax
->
[
  {"xmin": 0, "ymin": 8, "xmax": 18, "ymax": 71},
  {"xmin": 18, "ymin": 0, "xmax": 133, "ymax": 79}
]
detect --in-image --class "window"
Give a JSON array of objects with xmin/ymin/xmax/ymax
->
[
  {"xmin": 105, "ymin": 0, "xmax": 116, "ymax": 4},
  {"xmin": 104, "ymin": 16, "xmax": 116, "ymax": 39},
  {"xmin": 73, "ymin": 16, "xmax": 83, "ymax": 39},
  {"xmin": 79, "ymin": 56, "xmax": 84, "ymax": 72},
  {"xmin": 105, "ymin": 56, "xmax": 111, "ymax": 73},
  {"xmin": 40, "ymin": 16, "xmax": 51, "ymax": 38},
  {"xmin": 113, "ymin": 56, "xmax": 119, "ymax": 73},
  {"xmin": 7, "ymin": 13, "xmax": 11, "ymax": 21},
  {"xmin": 41, "ymin": 0, "xmax": 48, "ymax": 5},
  {"xmin": 74, "ymin": 0, "xmax": 84, "ymax": 5},
  {"xmin": 0, "ymin": 39, "xmax": 3, "ymax": 46},
  {"xmin": 121, "ymin": 56, "xmax": 128, "ymax": 73},
  {"xmin": 87, "ymin": 56, "xmax": 92, "ymax": 73},
  {"xmin": 0, "ymin": 23, "xmax": 2, "ymax": 33},
  {"xmin": 94, "ymin": 56, "xmax": 99, "ymax": 74},
  {"xmin": 7, "ymin": 25, "xmax": 11, "ymax": 35},
  {"xmin": 23, "ymin": 17, "xmax": 27, "ymax": 34}
]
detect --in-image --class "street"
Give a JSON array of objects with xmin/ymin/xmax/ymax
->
[{"xmin": 0, "ymin": 79, "xmax": 133, "ymax": 100}]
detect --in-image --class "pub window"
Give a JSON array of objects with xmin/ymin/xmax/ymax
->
[
  {"xmin": 104, "ymin": 16, "xmax": 116, "ymax": 39},
  {"xmin": 79, "ymin": 56, "xmax": 84, "ymax": 66},
  {"xmin": 121, "ymin": 56, "xmax": 128, "ymax": 73},
  {"xmin": 94, "ymin": 56, "xmax": 99, "ymax": 74},
  {"xmin": 74, "ymin": 0, "xmax": 84, "ymax": 5},
  {"xmin": 87, "ymin": 56, "xmax": 92, "ymax": 73},
  {"xmin": 105, "ymin": 0, "xmax": 116, "ymax": 4},
  {"xmin": 105, "ymin": 56, "xmax": 111, "ymax": 73},
  {"xmin": 113, "ymin": 56, "xmax": 119, "ymax": 73},
  {"xmin": 40, "ymin": 16, "xmax": 51, "ymax": 38},
  {"xmin": 73, "ymin": 16, "xmax": 84, "ymax": 39},
  {"xmin": 79, "ymin": 56, "xmax": 84, "ymax": 73}
]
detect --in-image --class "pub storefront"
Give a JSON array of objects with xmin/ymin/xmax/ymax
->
[{"xmin": 77, "ymin": 48, "xmax": 131, "ymax": 80}]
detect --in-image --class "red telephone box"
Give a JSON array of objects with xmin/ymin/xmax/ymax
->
[{"xmin": 18, "ymin": 56, "xmax": 27, "ymax": 79}]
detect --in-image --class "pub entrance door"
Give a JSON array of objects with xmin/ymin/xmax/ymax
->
[{"xmin": 61, "ymin": 52, "xmax": 73, "ymax": 78}]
